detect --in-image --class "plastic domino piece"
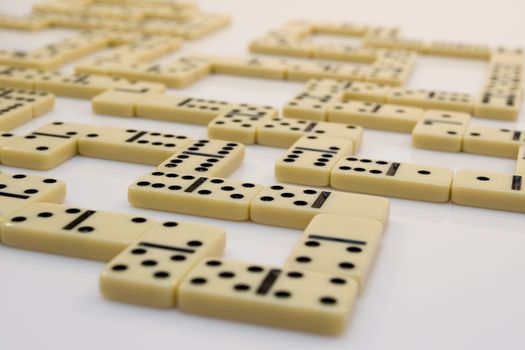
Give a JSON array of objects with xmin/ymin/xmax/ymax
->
[
  {"xmin": 250, "ymin": 184, "xmax": 390, "ymax": 229},
  {"xmin": 136, "ymin": 95, "xmax": 233, "ymax": 125},
  {"xmin": 249, "ymin": 37, "xmax": 314, "ymax": 58},
  {"xmin": 303, "ymin": 79, "xmax": 346, "ymax": 94},
  {"xmin": 284, "ymin": 214, "xmax": 383, "ymax": 288},
  {"xmin": 462, "ymin": 126, "xmax": 525, "ymax": 158},
  {"xmin": 0, "ymin": 203, "xmax": 156, "ymax": 260},
  {"xmin": 275, "ymin": 135, "xmax": 353, "ymax": 186},
  {"xmin": 283, "ymin": 91, "xmax": 343, "ymax": 121},
  {"xmin": 286, "ymin": 61, "xmax": 367, "ymax": 81},
  {"xmin": 178, "ymin": 258, "xmax": 358, "ymax": 335},
  {"xmin": 256, "ymin": 117, "xmax": 362, "ymax": 149},
  {"xmin": 164, "ymin": 56, "xmax": 212, "ymax": 82},
  {"xmin": 0, "ymin": 66, "xmax": 36, "ymax": 89},
  {"xmin": 327, "ymin": 100, "xmax": 424, "ymax": 133},
  {"xmin": 100, "ymin": 221, "xmax": 226, "ymax": 308},
  {"xmin": 128, "ymin": 171, "xmax": 263, "ymax": 221},
  {"xmin": 0, "ymin": 122, "xmax": 94, "ymax": 170},
  {"xmin": 517, "ymin": 146, "xmax": 525, "ymax": 175},
  {"xmin": 34, "ymin": 73, "xmax": 166, "ymax": 99},
  {"xmin": 92, "ymin": 89, "xmax": 150, "ymax": 117},
  {"xmin": 427, "ymin": 42, "xmax": 491, "ymax": 59},
  {"xmin": 412, "ymin": 110, "xmax": 471, "ymax": 152},
  {"xmin": 475, "ymin": 91, "xmax": 521, "ymax": 121},
  {"xmin": 451, "ymin": 170, "xmax": 525, "ymax": 213},
  {"xmin": 78, "ymin": 126, "xmax": 194, "ymax": 165},
  {"xmin": 208, "ymin": 104, "xmax": 277, "ymax": 144},
  {"xmin": 313, "ymin": 45, "xmax": 377, "ymax": 63},
  {"xmin": 0, "ymin": 99, "xmax": 33, "ymax": 131},
  {"xmin": 330, "ymin": 156, "xmax": 454, "ymax": 202},
  {"xmin": 342, "ymin": 81, "xmax": 391, "ymax": 102},
  {"xmin": 156, "ymin": 139, "xmax": 244, "ymax": 177},
  {"xmin": 0, "ymin": 88, "xmax": 55, "ymax": 117},
  {"xmin": 312, "ymin": 21, "xmax": 368, "ymax": 35},
  {"xmin": 388, "ymin": 88, "xmax": 474, "ymax": 113},
  {"xmin": 212, "ymin": 56, "xmax": 287, "ymax": 79},
  {"xmin": 0, "ymin": 172, "xmax": 66, "ymax": 222}
]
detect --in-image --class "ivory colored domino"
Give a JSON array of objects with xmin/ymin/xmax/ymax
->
[
  {"xmin": 136, "ymin": 95, "xmax": 233, "ymax": 125},
  {"xmin": 0, "ymin": 66, "xmax": 36, "ymax": 89},
  {"xmin": 304, "ymin": 79, "xmax": 346, "ymax": 94},
  {"xmin": 157, "ymin": 139, "xmax": 244, "ymax": 177},
  {"xmin": 33, "ymin": 71, "xmax": 165, "ymax": 98},
  {"xmin": 275, "ymin": 135, "xmax": 353, "ymax": 186},
  {"xmin": 312, "ymin": 21, "xmax": 368, "ymax": 35},
  {"xmin": 313, "ymin": 45, "xmax": 377, "ymax": 63},
  {"xmin": 451, "ymin": 170, "xmax": 525, "ymax": 213},
  {"xmin": 79, "ymin": 126, "xmax": 193, "ymax": 165},
  {"xmin": 128, "ymin": 171, "xmax": 263, "ymax": 221},
  {"xmin": 0, "ymin": 99, "xmax": 33, "ymax": 130},
  {"xmin": 0, "ymin": 172, "xmax": 66, "ymax": 222},
  {"xmin": 178, "ymin": 258, "xmax": 358, "ymax": 335},
  {"xmin": 0, "ymin": 88, "xmax": 55, "ymax": 117},
  {"xmin": 412, "ymin": 110, "xmax": 471, "ymax": 152},
  {"xmin": 249, "ymin": 37, "xmax": 314, "ymax": 58},
  {"xmin": 427, "ymin": 41, "xmax": 491, "ymax": 59},
  {"xmin": 250, "ymin": 184, "xmax": 390, "ymax": 229},
  {"xmin": 286, "ymin": 61, "xmax": 367, "ymax": 81},
  {"xmin": 285, "ymin": 214, "xmax": 383, "ymax": 287},
  {"xmin": 208, "ymin": 104, "xmax": 277, "ymax": 144},
  {"xmin": 327, "ymin": 100, "xmax": 424, "ymax": 133},
  {"xmin": 462, "ymin": 125, "xmax": 525, "ymax": 158},
  {"xmin": 363, "ymin": 37, "xmax": 428, "ymax": 52},
  {"xmin": 0, "ymin": 122, "xmax": 94, "ymax": 170},
  {"xmin": 388, "ymin": 88, "xmax": 474, "ymax": 113},
  {"xmin": 516, "ymin": 146, "xmax": 525, "ymax": 175},
  {"xmin": 212, "ymin": 56, "xmax": 287, "ymax": 79},
  {"xmin": 475, "ymin": 91, "xmax": 521, "ymax": 121},
  {"xmin": 342, "ymin": 81, "xmax": 391, "ymax": 102},
  {"xmin": 100, "ymin": 221, "xmax": 226, "ymax": 308},
  {"xmin": 283, "ymin": 91, "xmax": 342, "ymax": 121},
  {"xmin": 256, "ymin": 117, "xmax": 362, "ymax": 149},
  {"xmin": 0, "ymin": 203, "xmax": 156, "ymax": 260},
  {"xmin": 365, "ymin": 67, "xmax": 411, "ymax": 87},
  {"xmin": 92, "ymin": 89, "xmax": 151, "ymax": 117},
  {"xmin": 330, "ymin": 156, "xmax": 453, "ymax": 202}
]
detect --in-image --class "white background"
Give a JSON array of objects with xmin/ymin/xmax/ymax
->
[{"xmin": 1, "ymin": 0, "xmax": 525, "ymax": 349}]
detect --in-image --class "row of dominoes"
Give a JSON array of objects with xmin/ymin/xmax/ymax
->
[
  {"xmin": 93, "ymin": 90, "xmax": 364, "ymax": 147},
  {"xmin": 76, "ymin": 35, "xmax": 184, "ymax": 71},
  {"xmin": 0, "ymin": 31, "xmax": 110, "ymax": 70},
  {"xmin": 362, "ymin": 36, "xmax": 495, "ymax": 59},
  {"xmin": 0, "ymin": 121, "xmax": 243, "ymax": 174},
  {"xmin": 77, "ymin": 56, "xmax": 211, "ymax": 88},
  {"xmin": 0, "ymin": 66, "xmax": 165, "ymax": 98},
  {"xmin": 249, "ymin": 20, "xmax": 400, "ymax": 60},
  {"xmin": 0, "ymin": 185, "xmax": 386, "ymax": 334},
  {"xmin": 74, "ymin": 53, "xmax": 415, "ymax": 88},
  {"xmin": 272, "ymin": 134, "xmax": 525, "ymax": 213},
  {"xmin": 92, "ymin": 89, "xmax": 521, "ymax": 160},
  {"xmin": 0, "ymin": 11, "xmax": 231, "ymax": 40},
  {"xmin": 249, "ymin": 20, "xmax": 518, "ymax": 62},
  {"xmin": 286, "ymin": 78, "xmax": 521, "ymax": 121},
  {"xmin": 0, "ymin": 31, "xmax": 183, "ymax": 70},
  {"xmin": 0, "ymin": 87, "xmax": 55, "ymax": 130},
  {"xmin": 33, "ymin": 0, "xmax": 198, "ymax": 21}
]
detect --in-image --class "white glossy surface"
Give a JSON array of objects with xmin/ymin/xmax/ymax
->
[{"xmin": 0, "ymin": 0, "xmax": 524, "ymax": 349}]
